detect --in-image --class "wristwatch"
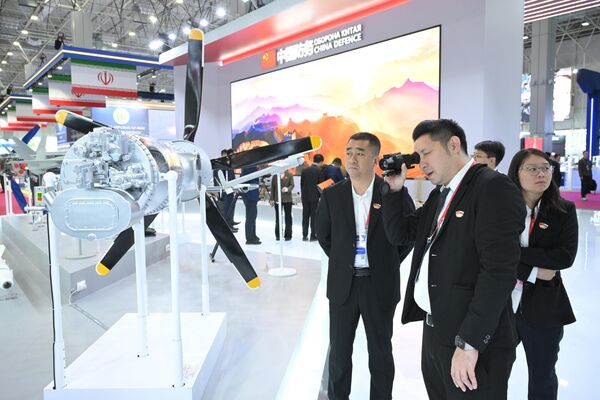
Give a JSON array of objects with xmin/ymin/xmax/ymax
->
[{"xmin": 454, "ymin": 335, "xmax": 475, "ymax": 351}]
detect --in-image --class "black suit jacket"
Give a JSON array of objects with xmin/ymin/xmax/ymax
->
[
  {"xmin": 518, "ymin": 199, "xmax": 578, "ymax": 328},
  {"xmin": 383, "ymin": 164, "xmax": 526, "ymax": 352},
  {"xmin": 301, "ymin": 164, "xmax": 323, "ymax": 202},
  {"xmin": 316, "ymin": 176, "xmax": 414, "ymax": 306}
]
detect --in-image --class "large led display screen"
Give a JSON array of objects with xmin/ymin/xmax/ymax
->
[{"xmin": 231, "ymin": 26, "xmax": 440, "ymax": 172}]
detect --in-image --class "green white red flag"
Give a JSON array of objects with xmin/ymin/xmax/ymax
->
[
  {"xmin": 16, "ymin": 100, "xmax": 55, "ymax": 123},
  {"xmin": 70, "ymin": 59, "xmax": 138, "ymax": 98},
  {"xmin": 48, "ymin": 74, "xmax": 106, "ymax": 107},
  {"xmin": 32, "ymin": 86, "xmax": 83, "ymax": 115}
]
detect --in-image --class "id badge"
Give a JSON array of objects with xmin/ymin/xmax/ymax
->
[{"xmin": 355, "ymin": 233, "xmax": 367, "ymax": 267}]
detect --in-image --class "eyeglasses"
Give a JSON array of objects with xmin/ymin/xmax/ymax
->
[{"xmin": 520, "ymin": 164, "xmax": 553, "ymax": 176}]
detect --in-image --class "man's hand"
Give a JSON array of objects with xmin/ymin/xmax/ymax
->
[
  {"xmin": 269, "ymin": 200, "xmax": 274, "ymax": 207},
  {"xmin": 537, "ymin": 268, "xmax": 556, "ymax": 281},
  {"xmin": 383, "ymin": 164, "xmax": 408, "ymax": 192},
  {"xmin": 450, "ymin": 347, "xmax": 479, "ymax": 392},
  {"xmin": 282, "ymin": 187, "xmax": 288, "ymax": 193}
]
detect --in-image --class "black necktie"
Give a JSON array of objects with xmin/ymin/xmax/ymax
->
[{"xmin": 428, "ymin": 187, "xmax": 450, "ymax": 238}]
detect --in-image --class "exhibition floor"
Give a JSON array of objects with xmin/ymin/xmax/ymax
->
[{"xmin": 0, "ymin": 201, "xmax": 597, "ymax": 399}]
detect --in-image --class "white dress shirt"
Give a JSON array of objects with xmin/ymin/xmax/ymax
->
[
  {"xmin": 414, "ymin": 159, "xmax": 475, "ymax": 314},
  {"xmin": 351, "ymin": 176, "xmax": 375, "ymax": 269},
  {"xmin": 511, "ymin": 202, "xmax": 540, "ymax": 312}
]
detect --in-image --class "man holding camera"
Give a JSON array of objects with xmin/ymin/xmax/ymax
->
[
  {"xmin": 316, "ymin": 132, "xmax": 414, "ymax": 399},
  {"xmin": 382, "ymin": 119, "xmax": 525, "ymax": 400}
]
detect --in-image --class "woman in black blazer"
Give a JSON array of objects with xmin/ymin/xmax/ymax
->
[{"xmin": 507, "ymin": 149, "xmax": 578, "ymax": 400}]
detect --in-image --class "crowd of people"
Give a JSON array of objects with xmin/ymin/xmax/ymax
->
[{"xmin": 217, "ymin": 121, "xmax": 595, "ymax": 399}]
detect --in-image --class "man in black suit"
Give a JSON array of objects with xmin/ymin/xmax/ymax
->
[
  {"xmin": 300, "ymin": 153, "xmax": 324, "ymax": 241},
  {"xmin": 382, "ymin": 119, "xmax": 525, "ymax": 400},
  {"xmin": 316, "ymin": 132, "xmax": 414, "ymax": 400}
]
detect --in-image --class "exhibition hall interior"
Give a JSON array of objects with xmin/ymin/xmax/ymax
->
[{"xmin": 0, "ymin": 0, "xmax": 599, "ymax": 399}]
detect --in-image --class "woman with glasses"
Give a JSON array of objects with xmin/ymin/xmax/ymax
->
[{"xmin": 507, "ymin": 148, "xmax": 578, "ymax": 400}]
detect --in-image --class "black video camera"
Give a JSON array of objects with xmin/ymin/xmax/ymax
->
[{"xmin": 379, "ymin": 152, "xmax": 420, "ymax": 176}]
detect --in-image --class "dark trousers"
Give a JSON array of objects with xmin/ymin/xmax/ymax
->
[
  {"xmin": 581, "ymin": 176, "xmax": 593, "ymax": 197},
  {"xmin": 516, "ymin": 314, "xmax": 564, "ymax": 400},
  {"xmin": 328, "ymin": 276, "xmax": 396, "ymax": 400},
  {"xmin": 274, "ymin": 202, "xmax": 292, "ymax": 239},
  {"xmin": 223, "ymin": 193, "xmax": 236, "ymax": 225},
  {"xmin": 243, "ymin": 198, "xmax": 258, "ymax": 241},
  {"xmin": 302, "ymin": 200, "xmax": 318, "ymax": 239},
  {"xmin": 422, "ymin": 322, "xmax": 515, "ymax": 400}
]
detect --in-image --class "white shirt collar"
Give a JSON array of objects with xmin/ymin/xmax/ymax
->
[
  {"xmin": 352, "ymin": 175, "xmax": 375, "ymax": 199},
  {"xmin": 442, "ymin": 158, "xmax": 475, "ymax": 193}
]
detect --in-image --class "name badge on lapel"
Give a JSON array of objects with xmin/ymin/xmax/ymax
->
[
  {"xmin": 455, "ymin": 210, "xmax": 465, "ymax": 218},
  {"xmin": 538, "ymin": 222, "xmax": 548, "ymax": 230}
]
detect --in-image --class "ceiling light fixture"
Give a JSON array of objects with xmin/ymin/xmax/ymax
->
[
  {"xmin": 21, "ymin": 30, "xmax": 29, "ymax": 35},
  {"xmin": 168, "ymin": 33, "xmax": 176, "ymax": 41},
  {"xmin": 30, "ymin": 15, "xmax": 39, "ymax": 21},
  {"xmin": 0, "ymin": 68, "xmax": 3, "ymax": 72},
  {"xmin": 13, "ymin": 41, "xmax": 19, "ymax": 46},
  {"xmin": 581, "ymin": 21, "xmax": 590, "ymax": 26},
  {"xmin": 1, "ymin": 61, "xmax": 6, "ymax": 65},
  {"xmin": 215, "ymin": 7, "xmax": 226, "ymax": 18},
  {"xmin": 129, "ymin": 31, "xmax": 136, "ymax": 37},
  {"xmin": 199, "ymin": 18, "xmax": 209, "ymax": 27},
  {"xmin": 176, "ymin": 0, "xmax": 184, "ymax": 3},
  {"xmin": 149, "ymin": 39, "xmax": 164, "ymax": 50},
  {"xmin": 523, "ymin": 35, "xmax": 529, "ymax": 40},
  {"xmin": 149, "ymin": 15, "xmax": 158, "ymax": 24},
  {"xmin": 48, "ymin": 74, "xmax": 53, "ymax": 78},
  {"xmin": 182, "ymin": 26, "xmax": 191, "ymax": 34},
  {"xmin": 57, "ymin": 66, "xmax": 63, "ymax": 70},
  {"xmin": 111, "ymin": 43, "xmax": 118, "ymax": 48},
  {"xmin": 7, "ymin": 52, "xmax": 13, "ymax": 56}
]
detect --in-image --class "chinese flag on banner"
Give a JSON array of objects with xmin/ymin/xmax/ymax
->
[{"xmin": 261, "ymin": 50, "xmax": 277, "ymax": 69}]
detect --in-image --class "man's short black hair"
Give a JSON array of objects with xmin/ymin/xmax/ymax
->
[
  {"xmin": 348, "ymin": 131, "xmax": 381, "ymax": 155},
  {"xmin": 475, "ymin": 140, "xmax": 506, "ymax": 166},
  {"xmin": 332, "ymin": 157, "xmax": 342, "ymax": 166},
  {"xmin": 313, "ymin": 153, "xmax": 324, "ymax": 163},
  {"xmin": 412, "ymin": 119, "xmax": 468, "ymax": 155}
]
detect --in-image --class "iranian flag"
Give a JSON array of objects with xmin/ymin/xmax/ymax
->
[
  {"xmin": 71, "ymin": 59, "xmax": 138, "ymax": 98},
  {"xmin": 15, "ymin": 101, "xmax": 56, "ymax": 123},
  {"xmin": 49, "ymin": 74, "xmax": 106, "ymax": 107},
  {"xmin": 2, "ymin": 113, "xmax": 45, "ymax": 131},
  {"xmin": 32, "ymin": 86, "xmax": 83, "ymax": 115}
]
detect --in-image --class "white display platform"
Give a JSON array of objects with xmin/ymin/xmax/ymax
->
[{"xmin": 44, "ymin": 312, "xmax": 226, "ymax": 400}]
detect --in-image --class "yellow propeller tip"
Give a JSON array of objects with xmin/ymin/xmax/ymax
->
[
  {"xmin": 96, "ymin": 263, "xmax": 110, "ymax": 276},
  {"xmin": 55, "ymin": 110, "xmax": 68, "ymax": 125},
  {"xmin": 309, "ymin": 136, "xmax": 322, "ymax": 150},
  {"xmin": 247, "ymin": 277, "xmax": 261, "ymax": 289},
  {"xmin": 189, "ymin": 29, "xmax": 204, "ymax": 41}
]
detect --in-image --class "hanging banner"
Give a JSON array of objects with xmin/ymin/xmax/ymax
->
[
  {"xmin": 15, "ymin": 101, "xmax": 56, "ymax": 123},
  {"xmin": 32, "ymin": 86, "xmax": 83, "ymax": 115},
  {"xmin": 91, "ymin": 106, "xmax": 149, "ymax": 136},
  {"xmin": 1, "ymin": 114, "xmax": 43, "ymax": 131},
  {"xmin": 71, "ymin": 59, "xmax": 138, "ymax": 98},
  {"xmin": 49, "ymin": 75, "xmax": 106, "ymax": 108}
]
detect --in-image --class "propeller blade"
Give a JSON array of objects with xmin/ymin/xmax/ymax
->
[
  {"xmin": 183, "ymin": 29, "xmax": 204, "ymax": 143},
  {"xmin": 211, "ymin": 136, "xmax": 322, "ymax": 170},
  {"xmin": 96, "ymin": 214, "xmax": 158, "ymax": 276},
  {"xmin": 9, "ymin": 177, "xmax": 28, "ymax": 213},
  {"xmin": 55, "ymin": 110, "xmax": 108, "ymax": 134},
  {"xmin": 204, "ymin": 194, "xmax": 260, "ymax": 289},
  {"xmin": 22, "ymin": 124, "xmax": 42, "ymax": 144}
]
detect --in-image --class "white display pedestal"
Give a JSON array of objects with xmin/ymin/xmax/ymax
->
[{"xmin": 43, "ymin": 312, "xmax": 226, "ymax": 400}]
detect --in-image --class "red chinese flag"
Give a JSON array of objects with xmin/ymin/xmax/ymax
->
[{"xmin": 261, "ymin": 50, "xmax": 277, "ymax": 69}]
